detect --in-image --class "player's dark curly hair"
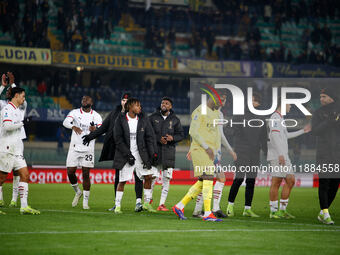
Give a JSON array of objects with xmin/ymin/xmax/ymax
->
[
  {"xmin": 124, "ymin": 97, "xmax": 140, "ymax": 112},
  {"xmin": 8, "ymin": 87, "xmax": 25, "ymax": 100}
]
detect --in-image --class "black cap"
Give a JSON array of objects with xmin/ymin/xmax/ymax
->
[
  {"xmin": 121, "ymin": 92, "xmax": 131, "ymax": 100},
  {"xmin": 320, "ymin": 88, "xmax": 337, "ymax": 102},
  {"xmin": 161, "ymin": 96, "xmax": 173, "ymax": 105}
]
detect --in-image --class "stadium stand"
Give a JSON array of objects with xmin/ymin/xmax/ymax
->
[{"xmin": 1, "ymin": 0, "xmax": 339, "ymax": 65}]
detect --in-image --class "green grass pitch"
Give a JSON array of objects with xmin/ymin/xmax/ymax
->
[{"xmin": 0, "ymin": 184, "xmax": 339, "ymax": 255}]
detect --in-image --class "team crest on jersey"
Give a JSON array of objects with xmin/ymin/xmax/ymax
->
[
  {"xmin": 193, "ymin": 114, "xmax": 198, "ymax": 120},
  {"xmin": 4, "ymin": 112, "xmax": 8, "ymax": 118}
]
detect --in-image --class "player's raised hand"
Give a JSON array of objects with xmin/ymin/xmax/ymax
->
[
  {"xmin": 72, "ymin": 126, "xmax": 82, "ymax": 135},
  {"xmin": 186, "ymin": 151, "xmax": 192, "ymax": 161},
  {"xmin": 82, "ymin": 135, "xmax": 91, "ymax": 146},
  {"xmin": 278, "ymin": 155, "xmax": 285, "ymax": 166},
  {"xmin": 205, "ymin": 147, "xmax": 214, "ymax": 161},
  {"xmin": 7, "ymin": 72, "xmax": 14, "ymax": 85},
  {"xmin": 1, "ymin": 74, "xmax": 8, "ymax": 86},
  {"xmin": 89, "ymin": 121, "xmax": 96, "ymax": 132}
]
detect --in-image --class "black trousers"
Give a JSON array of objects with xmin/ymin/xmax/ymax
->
[
  {"xmin": 318, "ymin": 176, "xmax": 340, "ymax": 210},
  {"xmin": 114, "ymin": 166, "xmax": 143, "ymax": 200},
  {"xmin": 228, "ymin": 153, "xmax": 259, "ymax": 206}
]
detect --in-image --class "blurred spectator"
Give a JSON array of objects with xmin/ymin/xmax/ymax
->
[
  {"xmin": 56, "ymin": 126, "xmax": 67, "ymax": 154},
  {"xmin": 274, "ymin": 14, "xmax": 282, "ymax": 38},
  {"xmin": 311, "ymin": 24, "xmax": 321, "ymax": 45},
  {"xmin": 321, "ymin": 25, "xmax": 332, "ymax": 45},
  {"xmin": 37, "ymin": 80, "xmax": 47, "ymax": 96},
  {"xmin": 264, "ymin": 4, "xmax": 272, "ymax": 22}
]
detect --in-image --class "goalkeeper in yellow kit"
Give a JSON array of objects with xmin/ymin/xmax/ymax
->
[{"xmin": 172, "ymin": 90, "xmax": 226, "ymax": 222}]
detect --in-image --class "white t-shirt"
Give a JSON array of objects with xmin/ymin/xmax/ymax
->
[
  {"xmin": 126, "ymin": 113, "xmax": 142, "ymax": 161},
  {"xmin": 267, "ymin": 111, "xmax": 304, "ymax": 161},
  {"xmin": 0, "ymin": 84, "xmax": 26, "ymax": 140},
  {"xmin": 63, "ymin": 108, "xmax": 102, "ymax": 153},
  {"xmin": 0, "ymin": 102, "xmax": 24, "ymax": 155}
]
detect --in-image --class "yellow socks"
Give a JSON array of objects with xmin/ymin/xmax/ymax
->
[
  {"xmin": 180, "ymin": 180, "xmax": 203, "ymax": 207},
  {"xmin": 202, "ymin": 180, "xmax": 213, "ymax": 214}
]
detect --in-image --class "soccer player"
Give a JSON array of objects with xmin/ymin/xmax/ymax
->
[
  {"xmin": 63, "ymin": 96, "xmax": 102, "ymax": 210},
  {"xmin": 0, "ymin": 72, "xmax": 26, "ymax": 208},
  {"xmin": 191, "ymin": 97, "xmax": 237, "ymax": 218},
  {"xmin": 149, "ymin": 97, "xmax": 184, "ymax": 211},
  {"xmin": 82, "ymin": 93, "xmax": 145, "ymax": 212},
  {"xmin": 312, "ymin": 88, "xmax": 340, "ymax": 225},
  {"xmin": 0, "ymin": 87, "xmax": 40, "ymax": 215},
  {"xmin": 172, "ymin": 91, "xmax": 226, "ymax": 222},
  {"xmin": 112, "ymin": 98, "xmax": 158, "ymax": 213},
  {"xmin": 226, "ymin": 93, "xmax": 267, "ymax": 218},
  {"xmin": 268, "ymin": 101, "xmax": 310, "ymax": 219}
]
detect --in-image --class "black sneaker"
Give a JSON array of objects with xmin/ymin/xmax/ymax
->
[
  {"xmin": 213, "ymin": 210, "xmax": 227, "ymax": 218},
  {"xmin": 135, "ymin": 202, "xmax": 143, "ymax": 212}
]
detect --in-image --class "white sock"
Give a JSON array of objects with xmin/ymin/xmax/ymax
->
[
  {"xmin": 204, "ymin": 210, "xmax": 211, "ymax": 217},
  {"xmin": 12, "ymin": 176, "xmax": 20, "ymax": 202},
  {"xmin": 83, "ymin": 190, "xmax": 90, "ymax": 206},
  {"xmin": 115, "ymin": 191, "xmax": 124, "ymax": 207},
  {"xmin": 213, "ymin": 181, "xmax": 224, "ymax": 212},
  {"xmin": 151, "ymin": 178, "xmax": 156, "ymax": 196},
  {"xmin": 270, "ymin": 200, "xmax": 278, "ymax": 212},
  {"xmin": 136, "ymin": 198, "xmax": 142, "ymax": 204},
  {"xmin": 19, "ymin": 182, "xmax": 28, "ymax": 208},
  {"xmin": 159, "ymin": 177, "xmax": 170, "ymax": 206},
  {"xmin": 280, "ymin": 199, "xmax": 289, "ymax": 211},
  {"xmin": 245, "ymin": 205, "xmax": 251, "ymax": 210},
  {"xmin": 176, "ymin": 201, "xmax": 185, "ymax": 210},
  {"xmin": 228, "ymin": 201, "xmax": 234, "ymax": 206},
  {"xmin": 71, "ymin": 183, "xmax": 81, "ymax": 194},
  {"xmin": 144, "ymin": 189, "xmax": 152, "ymax": 204},
  {"xmin": 0, "ymin": 186, "xmax": 3, "ymax": 201},
  {"xmin": 193, "ymin": 192, "xmax": 203, "ymax": 213}
]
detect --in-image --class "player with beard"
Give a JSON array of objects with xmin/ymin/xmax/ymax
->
[
  {"xmin": 63, "ymin": 96, "xmax": 102, "ymax": 210},
  {"xmin": 149, "ymin": 97, "xmax": 184, "ymax": 211},
  {"xmin": 312, "ymin": 88, "xmax": 340, "ymax": 225}
]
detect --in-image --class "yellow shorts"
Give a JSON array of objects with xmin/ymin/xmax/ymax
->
[{"xmin": 191, "ymin": 148, "xmax": 215, "ymax": 177}]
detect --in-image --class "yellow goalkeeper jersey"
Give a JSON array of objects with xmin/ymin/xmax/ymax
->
[{"xmin": 189, "ymin": 104, "xmax": 221, "ymax": 153}]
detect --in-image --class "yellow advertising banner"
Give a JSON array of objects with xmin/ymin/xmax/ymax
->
[
  {"xmin": 178, "ymin": 58, "xmax": 253, "ymax": 76},
  {"xmin": 52, "ymin": 51, "xmax": 177, "ymax": 71},
  {"xmin": 0, "ymin": 46, "xmax": 51, "ymax": 65}
]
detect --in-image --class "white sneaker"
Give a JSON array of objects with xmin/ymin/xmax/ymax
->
[
  {"xmin": 72, "ymin": 191, "xmax": 82, "ymax": 207},
  {"xmin": 83, "ymin": 204, "xmax": 90, "ymax": 210}
]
